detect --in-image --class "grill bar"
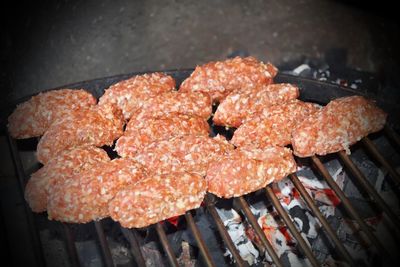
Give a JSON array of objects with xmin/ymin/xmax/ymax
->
[
  {"xmin": 6, "ymin": 123, "xmax": 400, "ymax": 267},
  {"xmin": 235, "ymin": 196, "xmax": 284, "ymax": 267},
  {"xmin": 120, "ymin": 228, "xmax": 146, "ymax": 266},
  {"xmin": 338, "ymin": 151, "xmax": 400, "ymax": 234},
  {"xmin": 311, "ymin": 155, "xmax": 393, "ymax": 260},
  {"xmin": 265, "ymin": 186, "xmax": 320, "ymax": 267},
  {"xmin": 184, "ymin": 211, "xmax": 216, "ymax": 267},
  {"xmin": 361, "ymin": 137, "xmax": 400, "ymax": 186},
  {"xmin": 384, "ymin": 126, "xmax": 400, "ymax": 148},
  {"xmin": 94, "ymin": 221, "xmax": 114, "ymax": 267},
  {"xmin": 63, "ymin": 223, "xmax": 81, "ymax": 267},
  {"xmin": 205, "ymin": 195, "xmax": 248, "ymax": 267},
  {"xmin": 289, "ymin": 173, "xmax": 356, "ymax": 265},
  {"xmin": 6, "ymin": 134, "xmax": 47, "ymax": 267},
  {"xmin": 155, "ymin": 223, "xmax": 179, "ymax": 267}
]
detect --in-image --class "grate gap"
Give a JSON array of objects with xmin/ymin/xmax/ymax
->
[
  {"xmin": 361, "ymin": 137, "xmax": 400, "ymax": 186},
  {"xmin": 62, "ymin": 223, "xmax": 81, "ymax": 267},
  {"xmin": 120, "ymin": 227, "xmax": 146, "ymax": 266},
  {"xmin": 338, "ymin": 151, "xmax": 400, "ymax": 239},
  {"xmin": 289, "ymin": 173, "xmax": 356, "ymax": 265},
  {"xmin": 235, "ymin": 196, "xmax": 284, "ymax": 267},
  {"xmin": 155, "ymin": 223, "xmax": 179, "ymax": 267},
  {"xmin": 184, "ymin": 211, "xmax": 216, "ymax": 267},
  {"xmin": 205, "ymin": 194, "xmax": 248, "ymax": 267},
  {"xmin": 311, "ymin": 155, "xmax": 394, "ymax": 263},
  {"xmin": 265, "ymin": 186, "xmax": 320, "ymax": 267},
  {"xmin": 94, "ymin": 221, "xmax": 114, "ymax": 267}
]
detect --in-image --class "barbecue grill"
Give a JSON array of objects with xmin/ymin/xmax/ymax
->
[{"xmin": 1, "ymin": 70, "xmax": 400, "ymax": 267}]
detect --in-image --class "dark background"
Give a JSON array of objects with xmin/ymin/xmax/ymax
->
[
  {"xmin": 1, "ymin": 1, "xmax": 400, "ymax": 266},
  {"xmin": 1, "ymin": 0, "xmax": 399, "ymax": 105}
]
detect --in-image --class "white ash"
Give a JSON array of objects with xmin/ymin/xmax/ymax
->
[
  {"xmin": 177, "ymin": 241, "xmax": 196, "ymax": 267},
  {"xmin": 181, "ymin": 209, "xmax": 232, "ymax": 266},
  {"xmin": 292, "ymin": 64, "xmax": 312, "ymax": 76},
  {"xmin": 216, "ymin": 207, "xmax": 260, "ymax": 265},
  {"xmin": 106, "ymin": 238, "xmax": 132, "ymax": 266},
  {"xmin": 287, "ymin": 62, "xmax": 370, "ymax": 92},
  {"xmin": 141, "ymin": 241, "xmax": 165, "ymax": 267}
]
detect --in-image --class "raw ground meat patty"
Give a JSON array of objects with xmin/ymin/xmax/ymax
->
[
  {"xmin": 99, "ymin": 72, "xmax": 175, "ymax": 119},
  {"xmin": 291, "ymin": 96, "xmax": 387, "ymax": 157},
  {"xmin": 231, "ymin": 99, "xmax": 320, "ymax": 148},
  {"xmin": 8, "ymin": 89, "xmax": 97, "ymax": 139},
  {"xmin": 213, "ymin": 83, "xmax": 300, "ymax": 127},
  {"xmin": 25, "ymin": 146, "xmax": 110, "ymax": 213},
  {"xmin": 179, "ymin": 56, "xmax": 278, "ymax": 102},
  {"xmin": 47, "ymin": 158, "xmax": 146, "ymax": 223},
  {"xmin": 206, "ymin": 147, "xmax": 296, "ymax": 198},
  {"xmin": 132, "ymin": 91, "xmax": 212, "ymax": 121},
  {"xmin": 36, "ymin": 104, "xmax": 124, "ymax": 164},
  {"xmin": 109, "ymin": 172, "xmax": 206, "ymax": 228},
  {"xmin": 115, "ymin": 114, "xmax": 210, "ymax": 157},
  {"xmin": 133, "ymin": 135, "xmax": 234, "ymax": 176}
]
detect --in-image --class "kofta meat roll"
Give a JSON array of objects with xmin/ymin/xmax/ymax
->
[
  {"xmin": 99, "ymin": 72, "xmax": 176, "ymax": 119},
  {"xmin": 133, "ymin": 135, "xmax": 234, "ymax": 176},
  {"xmin": 180, "ymin": 56, "xmax": 278, "ymax": 102},
  {"xmin": 109, "ymin": 172, "xmax": 206, "ymax": 228},
  {"xmin": 206, "ymin": 147, "xmax": 296, "ymax": 198},
  {"xmin": 37, "ymin": 104, "xmax": 124, "ymax": 164},
  {"xmin": 25, "ymin": 146, "xmax": 110, "ymax": 213},
  {"xmin": 8, "ymin": 89, "xmax": 96, "ymax": 138},
  {"xmin": 213, "ymin": 83, "xmax": 300, "ymax": 127},
  {"xmin": 132, "ymin": 91, "xmax": 212, "ymax": 121},
  {"xmin": 231, "ymin": 99, "xmax": 320, "ymax": 148},
  {"xmin": 115, "ymin": 114, "xmax": 210, "ymax": 158},
  {"xmin": 47, "ymin": 158, "xmax": 146, "ymax": 223},
  {"xmin": 291, "ymin": 96, "xmax": 387, "ymax": 157}
]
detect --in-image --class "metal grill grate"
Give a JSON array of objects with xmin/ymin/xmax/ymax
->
[
  {"xmin": 5, "ymin": 126, "xmax": 400, "ymax": 267},
  {"xmin": 2, "ymin": 71, "xmax": 400, "ymax": 267}
]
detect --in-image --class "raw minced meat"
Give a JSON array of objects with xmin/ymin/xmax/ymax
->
[
  {"xmin": 231, "ymin": 99, "xmax": 320, "ymax": 148},
  {"xmin": 36, "ymin": 104, "xmax": 124, "ymax": 164},
  {"xmin": 115, "ymin": 113, "xmax": 210, "ymax": 157},
  {"xmin": 180, "ymin": 57, "xmax": 278, "ymax": 102},
  {"xmin": 291, "ymin": 96, "xmax": 387, "ymax": 157},
  {"xmin": 206, "ymin": 147, "xmax": 296, "ymax": 198},
  {"xmin": 131, "ymin": 91, "xmax": 212, "ymax": 121},
  {"xmin": 25, "ymin": 146, "xmax": 110, "ymax": 213},
  {"xmin": 109, "ymin": 172, "xmax": 206, "ymax": 228},
  {"xmin": 8, "ymin": 89, "xmax": 97, "ymax": 139},
  {"xmin": 47, "ymin": 158, "xmax": 146, "ymax": 223},
  {"xmin": 213, "ymin": 83, "xmax": 300, "ymax": 127},
  {"xmin": 133, "ymin": 135, "xmax": 234, "ymax": 176},
  {"xmin": 99, "ymin": 72, "xmax": 175, "ymax": 119}
]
